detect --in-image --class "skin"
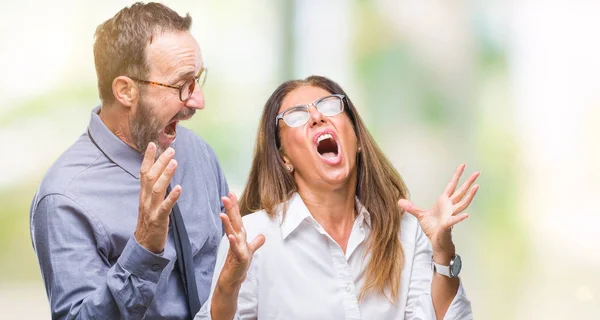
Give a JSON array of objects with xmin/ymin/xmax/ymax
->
[
  {"xmin": 99, "ymin": 30, "xmax": 206, "ymax": 254},
  {"xmin": 212, "ymin": 86, "xmax": 480, "ymax": 320}
]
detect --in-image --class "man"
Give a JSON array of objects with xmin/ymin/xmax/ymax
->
[{"xmin": 30, "ymin": 2, "xmax": 228, "ymax": 319}]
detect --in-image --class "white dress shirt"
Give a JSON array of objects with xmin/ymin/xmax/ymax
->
[{"xmin": 196, "ymin": 193, "xmax": 472, "ymax": 319}]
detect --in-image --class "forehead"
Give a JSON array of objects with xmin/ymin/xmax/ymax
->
[
  {"xmin": 279, "ymin": 86, "xmax": 332, "ymax": 113},
  {"xmin": 145, "ymin": 30, "xmax": 203, "ymax": 79}
]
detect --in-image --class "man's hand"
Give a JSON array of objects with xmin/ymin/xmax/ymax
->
[{"xmin": 135, "ymin": 142, "xmax": 181, "ymax": 254}]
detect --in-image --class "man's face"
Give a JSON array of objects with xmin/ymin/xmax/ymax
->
[{"xmin": 130, "ymin": 30, "xmax": 205, "ymax": 155}]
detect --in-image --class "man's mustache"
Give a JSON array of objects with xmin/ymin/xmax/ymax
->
[{"xmin": 172, "ymin": 107, "xmax": 196, "ymax": 122}]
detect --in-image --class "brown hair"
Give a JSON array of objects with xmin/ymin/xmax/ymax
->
[
  {"xmin": 238, "ymin": 75, "xmax": 409, "ymax": 301},
  {"xmin": 93, "ymin": 2, "xmax": 192, "ymax": 104}
]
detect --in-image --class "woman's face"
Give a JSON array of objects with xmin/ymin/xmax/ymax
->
[{"xmin": 277, "ymin": 85, "xmax": 358, "ymax": 191}]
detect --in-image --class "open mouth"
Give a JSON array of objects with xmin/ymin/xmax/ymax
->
[
  {"xmin": 164, "ymin": 120, "xmax": 178, "ymax": 138},
  {"xmin": 316, "ymin": 132, "xmax": 339, "ymax": 159}
]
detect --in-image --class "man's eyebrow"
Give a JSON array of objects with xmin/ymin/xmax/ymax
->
[{"xmin": 172, "ymin": 69, "xmax": 196, "ymax": 84}]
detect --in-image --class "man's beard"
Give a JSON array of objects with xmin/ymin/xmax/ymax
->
[{"xmin": 130, "ymin": 95, "xmax": 195, "ymax": 156}]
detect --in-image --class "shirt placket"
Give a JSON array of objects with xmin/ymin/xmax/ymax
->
[
  {"xmin": 309, "ymin": 221, "xmax": 361, "ymax": 320},
  {"xmin": 329, "ymin": 241, "xmax": 362, "ymax": 320}
]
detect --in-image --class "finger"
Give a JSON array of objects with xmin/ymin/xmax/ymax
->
[
  {"xmin": 248, "ymin": 234, "xmax": 266, "ymax": 253},
  {"xmin": 443, "ymin": 163, "xmax": 466, "ymax": 196},
  {"xmin": 221, "ymin": 214, "xmax": 247, "ymax": 258},
  {"xmin": 157, "ymin": 184, "xmax": 181, "ymax": 219},
  {"xmin": 151, "ymin": 159, "xmax": 178, "ymax": 204},
  {"xmin": 450, "ymin": 171, "xmax": 480, "ymax": 204},
  {"xmin": 398, "ymin": 199, "xmax": 425, "ymax": 219},
  {"xmin": 222, "ymin": 193, "xmax": 244, "ymax": 232},
  {"xmin": 453, "ymin": 184, "xmax": 479, "ymax": 214},
  {"xmin": 220, "ymin": 213, "xmax": 236, "ymax": 238},
  {"xmin": 228, "ymin": 192, "xmax": 243, "ymax": 225},
  {"xmin": 226, "ymin": 234, "xmax": 245, "ymax": 259},
  {"xmin": 145, "ymin": 147, "xmax": 175, "ymax": 185},
  {"xmin": 140, "ymin": 142, "xmax": 157, "ymax": 189},
  {"xmin": 446, "ymin": 212, "xmax": 469, "ymax": 228}
]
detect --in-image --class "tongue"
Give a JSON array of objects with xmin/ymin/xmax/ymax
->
[{"xmin": 321, "ymin": 152, "xmax": 337, "ymax": 158}]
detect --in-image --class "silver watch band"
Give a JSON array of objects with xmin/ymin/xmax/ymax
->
[{"xmin": 431, "ymin": 254, "xmax": 461, "ymax": 278}]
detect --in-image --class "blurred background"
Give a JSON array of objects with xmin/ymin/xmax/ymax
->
[{"xmin": 1, "ymin": 0, "xmax": 599, "ymax": 318}]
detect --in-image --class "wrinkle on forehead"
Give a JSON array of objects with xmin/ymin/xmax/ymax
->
[{"xmin": 146, "ymin": 30, "xmax": 203, "ymax": 82}]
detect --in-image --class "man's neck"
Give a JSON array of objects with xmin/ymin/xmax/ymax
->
[{"xmin": 98, "ymin": 104, "xmax": 138, "ymax": 151}]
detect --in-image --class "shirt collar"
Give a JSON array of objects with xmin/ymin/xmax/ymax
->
[
  {"xmin": 280, "ymin": 193, "xmax": 313, "ymax": 239},
  {"xmin": 354, "ymin": 198, "xmax": 371, "ymax": 228},
  {"xmin": 87, "ymin": 106, "xmax": 144, "ymax": 179},
  {"xmin": 279, "ymin": 192, "xmax": 372, "ymax": 239}
]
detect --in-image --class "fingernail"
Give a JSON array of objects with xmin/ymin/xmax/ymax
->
[
  {"xmin": 166, "ymin": 147, "xmax": 174, "ymax": 155},
  {"xmin": 168, "ymin": 159, "xmax": 177, "ymax": 168}
]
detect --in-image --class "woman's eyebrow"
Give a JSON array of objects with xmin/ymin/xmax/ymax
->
[{"xmin": 283, "ymin": 104, "xmax": 308, "ymax": 112}]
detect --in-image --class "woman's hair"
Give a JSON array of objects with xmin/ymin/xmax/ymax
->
[{"xmin": 238, "ymin": 75, "xmax": 409, "ymax": 301}]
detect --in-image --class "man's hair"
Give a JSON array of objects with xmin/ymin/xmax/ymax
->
[{"xmin": 93, "ymin": 2, "xmax": 192, "ymax": 104}]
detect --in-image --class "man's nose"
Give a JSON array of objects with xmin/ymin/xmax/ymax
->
[{"xmin": 185, "ymin": 86, "xmax": 205, "ymax": 110}]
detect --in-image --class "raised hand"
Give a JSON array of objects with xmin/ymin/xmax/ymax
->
[
  {"xmin": 398, "ymin": 164, "xmax": 480, "ymax": 259},
  {"xmin": 218, "ymin": 192, "xmax": 265, "ymax": 288},
  {"xmin": 135, "ymin": 142, "xmax": 181, "ymax": 254}
]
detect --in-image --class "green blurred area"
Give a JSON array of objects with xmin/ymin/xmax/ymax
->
[{"xmin": 6, "ymin": 0, "xmax": 593, "ymax": 318}]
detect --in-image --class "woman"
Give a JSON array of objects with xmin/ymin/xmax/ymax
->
[{"xmin": 196, "ymin": 76, "xmax": 478, "ymax": 319}]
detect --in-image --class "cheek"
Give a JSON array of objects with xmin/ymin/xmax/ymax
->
[
  {"xmin": 281, "ymin": 129, "xmax": 310, "ymax": 159},
  {"xmin": 335, "ymin": 118, "xmax": 357, "ymax": 150}
]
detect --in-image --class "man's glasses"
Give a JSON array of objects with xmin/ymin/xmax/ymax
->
[
  {"xmin": 275, "ymin": 94, "xmax": 346, "ymax": 128},
  {"xmin": 130, "ymin": 67, "xmax": 207, "ymax": 102}
]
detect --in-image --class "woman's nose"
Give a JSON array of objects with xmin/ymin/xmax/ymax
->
[{"xmin": 308, "ymin": 104, "xmax": 325, "ymax": 127}]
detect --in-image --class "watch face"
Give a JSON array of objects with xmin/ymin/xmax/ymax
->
[{"xmin": 451, "ymin": 255, "xmax": 462, "ymax": 277}]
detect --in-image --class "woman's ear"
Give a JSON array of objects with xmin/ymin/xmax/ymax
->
[{"xmin": 281, "ymin": 152, "xmax": 294, "ymax": 173}]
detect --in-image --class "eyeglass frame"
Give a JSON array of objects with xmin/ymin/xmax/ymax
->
[
  {"xmin": 129, "ymin": 67, "xmax": 207, "ymax": 102},
  {"xmin": 275, "ymin": 94, "xmax": 346, "ymax": 128}
]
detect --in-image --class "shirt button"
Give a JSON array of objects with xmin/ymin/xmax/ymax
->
[
  {"xmin": 152, "ymin": 264, "xmax": 160, "ymax": 271},
  {"xmin": 346, "ymin": 285, "xmax": 352, "ymax": 293}
]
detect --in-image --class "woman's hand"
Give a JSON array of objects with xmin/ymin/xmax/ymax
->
[
  {"xmin": 398, "ymin": 164, "xmax": 479, "ymax": 262},
  {"xmin": 218, "ymin": 192, "xmax": 265, "ymax": 290}
]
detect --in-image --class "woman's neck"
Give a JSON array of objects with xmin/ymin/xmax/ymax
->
[{"xmin": 297, "ymin": 183, "xmax": 357, "ymax": 253}]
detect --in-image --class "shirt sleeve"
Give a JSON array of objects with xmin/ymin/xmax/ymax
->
[
  {"xmin": 405, "ymin": 223, "xmax": 473, "ymax": 320},
  {"xmin": 206, "ymin": 144, "xmax": 230, "ymax": 213},
  {"xmin": 30, "ymin": 193, "xmax": 171, "ymax": 320},
  {"xmin": 195, "ymin": 235, "xmax": 259, "ymax": 320}
]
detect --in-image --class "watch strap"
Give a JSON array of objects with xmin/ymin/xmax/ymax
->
[{"xmin": 432, "ymin": 260, "xmax": 452, "ymax": 277}]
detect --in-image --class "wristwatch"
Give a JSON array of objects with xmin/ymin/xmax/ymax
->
[{"xmin": 432, "ymin": 254, "xmax": 462, "ymax": 278}]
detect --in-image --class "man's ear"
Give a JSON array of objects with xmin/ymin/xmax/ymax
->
[{"xmin": 112, "ymin": 76, "xmax": 138, "ymax": 108}]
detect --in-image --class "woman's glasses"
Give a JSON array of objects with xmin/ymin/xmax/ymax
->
[{"xmin": 275, "ymin": 94, "xmax": 345, "ymax": 128}]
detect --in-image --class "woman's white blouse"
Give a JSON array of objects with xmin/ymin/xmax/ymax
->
[{"xmin": 196, "ymin": 193, "xmax": 472, "ymax": 319}]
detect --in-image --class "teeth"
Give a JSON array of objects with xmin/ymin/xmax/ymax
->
[{"xmin": 317, "ymin": 133, "xmax": 332, "ymax": 144}]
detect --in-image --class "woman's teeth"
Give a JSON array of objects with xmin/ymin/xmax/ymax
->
[{"xmin": 317, "ymin": 133, "xmax": 333, "ymax": 144}]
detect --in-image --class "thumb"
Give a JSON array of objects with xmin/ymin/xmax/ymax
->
[
  {"xmin": 398, "ymin": 199, "xmax": 424, "ymax": 218},
  {"xmin": 248, "ymin": 234, "xmax": 266, "ymax": 253}
]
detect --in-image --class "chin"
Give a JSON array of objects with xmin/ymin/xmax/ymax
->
[{"xmin": 320, "ymin": 166, "xmax": 354, "ymax": 188}]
